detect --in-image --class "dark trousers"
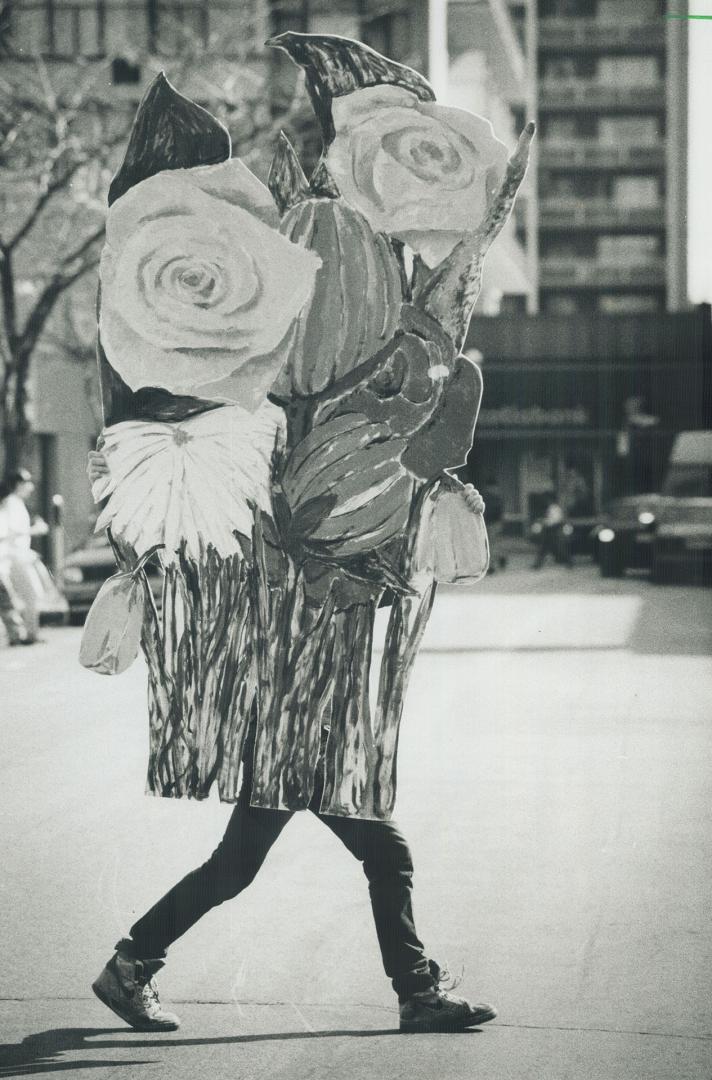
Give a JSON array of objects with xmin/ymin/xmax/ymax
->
[
  {"xmin": 533, "ymin": 525, "xmax": 571, "ymax": 568},
  {"xmin": 127, "ymin": 761, "xmax": 435, "ymax": 1002}
]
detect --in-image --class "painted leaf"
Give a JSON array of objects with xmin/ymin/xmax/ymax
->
[
  {"xmin": 316, "ymin": 330, "xmax": 451, "ymax": 439},
  {"xmin": 266, "ymin": 32, "xmax": 434, "ymax": 146},
  {"xmin": 274, "ymin": 198, "xmax": 402, "ymax": 397},
  {"xmin": 282, "ymin": 410, "xmax": 411, "ymax": 558},
  {"xmin": 402, "ymin": 354, "xmax": 483, "ymax": 480},
  {"xmin": 79, "ymin": 571, "xmax": 144, "ymax": 675},
  {"xmin": 268, "ymin": 131, "xmax": 311, "ymax": 215},
  {"xmin": 109, "ymin": 72, "xmax": 231, "ymax": 207}
]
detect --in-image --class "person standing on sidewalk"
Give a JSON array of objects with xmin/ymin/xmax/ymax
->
[
  {"xmin": 87, "ymin": 450, "xmax": 496, "ymax": 1035},
  {"xmin": 0, "ymin": 470, "xmax": 49, "ymax": 641},
  {"xmin": 0, "ymin": 488, "xmax": 30, "ymax": 646}
]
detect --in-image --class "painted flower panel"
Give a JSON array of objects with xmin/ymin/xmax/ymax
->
[
  {"xmin": 326, "ymin": 85, "xmax": 509, "ymax": 267},
  {"xmin": 100, "ymin": 159, "xmax": 321, "ymax": 409},
  {"xmin": 93, "ymin": 402, "xmax": 284, "ymax": 562}
]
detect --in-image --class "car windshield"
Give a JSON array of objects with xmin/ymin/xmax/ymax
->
[{"xmin": 662, "ymin": 465, "xmax": 712, "ymax": 498}]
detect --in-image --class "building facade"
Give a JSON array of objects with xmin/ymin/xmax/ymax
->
[
  {"xmin": 463, "ymin": 304, "xmax": 710, "ymax": 528},
  {"xmin": 532, "ymin": 0, "xmax": 688, "ymax": 315}
]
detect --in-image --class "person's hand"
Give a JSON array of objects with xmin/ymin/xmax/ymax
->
[
  {"xmin": 462, "ymin": 484, "xmax": 485, "ymax": 515},
  {"xmin": 87, "ymin": 451, "xmax": 109, "ymax": 484}
]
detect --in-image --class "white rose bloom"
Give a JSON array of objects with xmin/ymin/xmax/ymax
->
[
  {"xmin": 326, "ymin": 85, "xmax": 510, "ymax": 267},
  {"xmin": 93, "ymin": 402, "xmax": 285, "ymax": 563},
  {"xmin": 100, "ymin": 159, "xmax": 321, "ymax": 409}
]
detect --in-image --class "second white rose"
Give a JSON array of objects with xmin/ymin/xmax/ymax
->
[{"xmin": 326, "ymin": 85, "xmax": 510, "ymax": 268}]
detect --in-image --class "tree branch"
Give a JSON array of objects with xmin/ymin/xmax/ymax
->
[{"xmin": 17, "ymin": 252, "xmax": 100, "ymax": 373}]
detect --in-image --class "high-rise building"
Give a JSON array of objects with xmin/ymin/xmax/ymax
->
[{"xmin": 531, "ymin": 0, "xmax": 688, "ymax": 315}]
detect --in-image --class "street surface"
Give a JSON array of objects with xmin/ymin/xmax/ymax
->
[{"xmin": 1, "ymin": 558, "xmax": 711, "ymax": 1079}]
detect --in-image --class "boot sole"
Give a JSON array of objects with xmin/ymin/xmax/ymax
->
[
  {"xmin": 400, "ymin": 1005, "xmax": 497, "ymax": 1033},
  {"xmin": 91, "ymin": 980, "xmax": 180, "ymax": 1032}
]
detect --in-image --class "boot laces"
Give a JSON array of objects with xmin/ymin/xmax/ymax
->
[
  {"xmin": 435, "ymin": 962, "xmax": 464, "ymax": 993},
  {"xmin": 140, "ymin": 978, "xmax": 162, "ymax": 1012}
]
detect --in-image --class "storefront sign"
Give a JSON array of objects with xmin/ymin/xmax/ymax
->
[{"xmin": 478, "ymin": 405, "xmax": 590, "ymax": 428}]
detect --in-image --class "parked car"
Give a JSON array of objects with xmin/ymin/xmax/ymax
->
[
  {"xmin": 62, "ymin": 534, "xmax": 163, "ymax": 624},
  {"xmin": 595, "ymin": 431, "xmax": 712, "ymax": 581}
]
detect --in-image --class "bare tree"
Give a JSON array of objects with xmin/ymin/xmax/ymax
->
[{"xmin": 0, "ymin": 16, "xmax": 310, "ymax": 472}]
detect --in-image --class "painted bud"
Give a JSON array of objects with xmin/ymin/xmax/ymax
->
[
  {"xmin": 276, "ymin": 198, "xmax": 402, "ymax": 397},
  {"xmin": 79, "ymin": 570, "xmax": 145, "ymax": 675}
]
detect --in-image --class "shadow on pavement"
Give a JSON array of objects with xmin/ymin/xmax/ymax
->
[
  {"xmin": 0, "ymin": 1023, "xmax": 483, "ymax": 1076},
  {"xmin": 0, "ymin": 1027, "xmax": 151, "ymax": 1077}
]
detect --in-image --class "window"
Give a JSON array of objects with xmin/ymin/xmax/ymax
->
[
  {"xmin": 542, "ymin": 294, "xmax": 580, "ymax": 315},
  {"xmin": 309, "ymin": 13, "xmax": 360, "ymax": 38},
  {"xmin": 612, "ymin": 175, "xmax": 660, "ymax": 208},
  {"xmin": 597, "ymin": 235, "xmax": 661, "ymax": 264},
  {"xmin": 539, "ymin": 0, "xmax": 597, "ymax": 16},
  {"xmin": 542, "ymin": 172, "xmax": 606, "ymax": 199},
  {"xmin": 112, "ymin": 57, "xmax": 141, "ymax": 84},
  {"xmin": 599, "ymin": 116, "xmax": 660, "ymax": 147},
  {"xmin": 541, "ymin": 55, "xmax": 596, "ymax": 80},
  {"xmin": 361, "ymin": 12, "xmax": 410, "ymax": 63},
  {"xmin": 598, "ymin": 293, "xmax": 663, "ymax": 314},
  {"xmin": 598, "ymin": 55, "xmax": 659, "ymax": 86},
  {"xmin": 542, "ymin": 116, "xmax": 579, "ymax": 142},
  {"xmin": 598, "ymin": 0, "xmax": 662, "ymax": 21},
  {"xmin": 541, "ymin": 235, "xmax": 595, "ymax": 258}
]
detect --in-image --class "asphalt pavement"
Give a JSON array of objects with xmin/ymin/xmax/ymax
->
[{"xmin": 1, "ymin": 558, "xmax": 711, "ymax": 1079}]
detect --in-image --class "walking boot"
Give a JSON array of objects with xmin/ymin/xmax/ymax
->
[
  {"xmin": 92, "ymin": 943, "xmax": 180, "ymax": 1031},
  {"xmin": 399, "ymin": 986, "xmax": 497, "ymax": 1033}
]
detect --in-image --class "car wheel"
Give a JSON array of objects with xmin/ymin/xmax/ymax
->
[{"xmin": 599, "ymin": 544, "xmax": 624, "ymax": 578}]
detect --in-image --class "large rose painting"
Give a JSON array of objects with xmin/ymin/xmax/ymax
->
[
  {"xmin": 100, "ymin": 159, "xmax": 320, "ymax": 409},
  {"xmin": 326, "ymin": 85, "xmax": 510, "ymax": 266}
]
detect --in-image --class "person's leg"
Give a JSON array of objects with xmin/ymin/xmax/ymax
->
[
  {"xmin": 309, "ymin": 794, "xmax": 433, "ymax": 1002},
  {"xmin": 0, "ymin": 573, "xmax": 28, "ymax": 644},
  {"xmin": 128, "ymin": 780, "xmax": 293, "ymax": 959},
  {"xmin": 309, "ymin": 774, "xmax": 497, "ymax": 1032},
  {"xmin": 93, "ymin": 764, "xmax": 292, "ymax": 1030}
]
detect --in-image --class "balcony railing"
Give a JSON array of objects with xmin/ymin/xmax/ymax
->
[
  {"xmin": 539, "ymin": 81, "xmax": 665, "ymax": 111},
  {"xmin": 539, "ymin": 200, "xmax": 664, "ymax": 230},
  {"xmin": 541, "ymin": 142, "xmax": 665, "ymax": 170},
  {"xmin": 540, "ymin": 258, "xmax": 666, "ymax": 289},
  {"xmin": 538, "ymin": 18, "xmax": 666, "ymax": 51}
]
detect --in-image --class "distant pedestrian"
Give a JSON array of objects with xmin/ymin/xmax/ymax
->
[
  {"xmin": 0, "ymin": 494, "xmax": 30, "ymax": 645},
  {"xmin": 532, "ymin": 494, "xmax": 571, "ymax": 569},
  {"xmin": 0, "ymin": 470, "xmax": 49, "ymax": 643}
]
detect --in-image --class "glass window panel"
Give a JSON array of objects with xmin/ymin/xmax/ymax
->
[
  {"xmin": 52, "ymin": 9, "xmax": 78, "ymax": 54},
  {"xmin": 79, "ymin": 6, "xmax": 101, "ymax": 53},
  {"xmin": 598, "ymin": 0, "xmax": 658, "ymax": 20},
  {"xmin": 598, "ymin": 294, "xmax": 661, "ymax": 314},
  {"xmin": 10, "ymin": 7, "xmax": 49, "ymax": 53},
  {"xmin": 104, "ymin": 5, "xmax": 149, "ymax": 51},
  {"xmin": 308, "ymin": 12, "xmax": 360, "ymax": 37},
  {"xmin": 598, "ymin": 55, "xmax": 658, "ymax": 86},
  {"xmin": 612, "ymin": 175, "xmax": 659, "ymax": 208},
  {"xmin": 597, "ymin": 235, "xmax": 659, "ymax": 263},
  {"xmin": 599, "ymin": 116, "xmax": 659, "ymax": 146}
]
